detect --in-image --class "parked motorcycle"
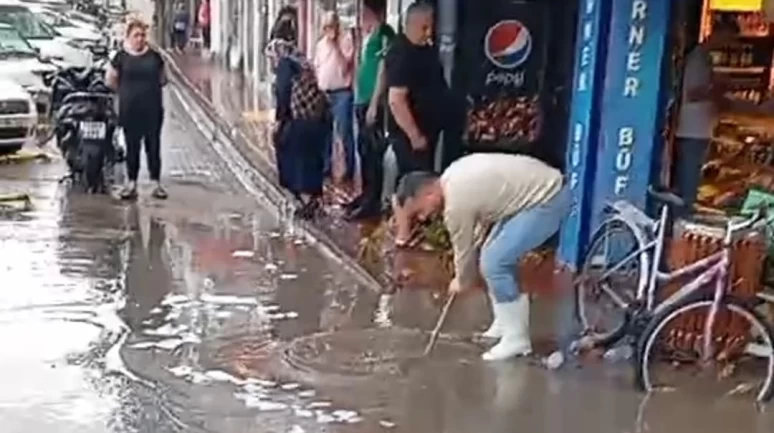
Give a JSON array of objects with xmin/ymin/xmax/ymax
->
[{"xmin": 45, "ymin": 67, "xmax": 123, "ymax": 193}]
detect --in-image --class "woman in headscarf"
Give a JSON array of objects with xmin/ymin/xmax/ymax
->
[
  {"xmin": 265, "ymin": 38, "xmax": 330, "ymax": 219},
  {"xmin": 270, "ymin": 6, "xmax": 298, "ymax": 43}
]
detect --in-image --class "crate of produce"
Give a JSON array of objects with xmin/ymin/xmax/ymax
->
[{"xmin": 662, "ymin": 216, "xmax": 766, "ymax": 355}]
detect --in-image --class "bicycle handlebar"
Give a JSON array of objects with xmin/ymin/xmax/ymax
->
[{"xmin": 729, "ymin": 205, "xmax": 771, "ymax": 234}]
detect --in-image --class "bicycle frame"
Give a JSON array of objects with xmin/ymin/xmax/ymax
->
[{"xmin": 594, "ymin": 202, "xmax": 753, "ymax": 317}]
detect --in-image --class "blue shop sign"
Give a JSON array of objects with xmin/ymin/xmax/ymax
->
[
  {"xmin": 592, "ymin": 0, "xmax": 671, "ymax": 226},
  {"xmin": 558, "ymin": 0, "xmax": 610, "ymax": 268}
]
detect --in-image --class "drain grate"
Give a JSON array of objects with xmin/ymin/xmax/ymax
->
[
  {"xmin": 282, "ymin": 328, "xmax": 479, "ymax": 380},
  {"xmin": 208, "ymin": 335, "xmax": 280, "ymax": 379}
]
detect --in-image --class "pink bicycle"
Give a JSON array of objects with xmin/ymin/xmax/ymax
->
[{"xmin": 577, "ymin": 187, "xmax": 774, "ymax": 403}]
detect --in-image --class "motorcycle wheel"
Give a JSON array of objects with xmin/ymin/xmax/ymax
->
[{"xmin": 83, "ymin": 145, "xmax": 105, "ymax": 193}]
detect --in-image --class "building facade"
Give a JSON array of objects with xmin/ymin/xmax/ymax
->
[{"xmin": 188, "ymin": 0, "xmax": 682, "ymax": 269}]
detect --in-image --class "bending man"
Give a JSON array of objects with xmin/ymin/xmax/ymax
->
[{"xmin": 395, "ymin": 153, "xmax": 571, "ymax": 360}]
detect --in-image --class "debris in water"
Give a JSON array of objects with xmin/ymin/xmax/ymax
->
[
  {"xmin": 294, "ymin": 408, "xmax": 314, "ymax": 418},
  {"xmin": 379, "ymin": 420, "xmax": 397, "ymax": 428},
  {"xmin": 180, "ymin": 332, "xmax": 202, "ymax": 344},
  {"xmin": 280, "ymin": 382, "xmax": 300, "ymax": 390},
  {"xmin": 260, "ymin": 304, "xmax": 281, "ymax": 312},
  {"xmin": 168, "ymin": 365, "xmax": 193, "ymax": 377},
  {"xmin": 244, "ymin": 397, "xmax": 288, "ymax": 411},
  {"xmin": 543, "ymin": 351, "xmax": 565, "ymax": 370},
  {"xmin": 150, "ymin": 307, "xmax": 163, "ymax": 314},
  {"xmin": 232, "ymin": 250, "xmax": 255, "ymax": 258},
  {"xmin": 268, "ymin": 311, "xmax": 299, "ymax": 320},
  {"xmin": 201, "ymin": 293, "xmax": 258, "ymax": 305},
  {"xmin": 332, "ymin": 410, "xmax": 360, "ymax": 422},
  {"xmin": 297, "ymin": 389, "xmax": 315, "ymax": 398},
  {"xmin": 280, "ymin": 273, "xmax": 299, "ymax": 280},
  {"xmin": 189, "ymin": 372, "xmax": 212, "ymax": 384},
  {"xmin": 245, "ymin": 378, "xmax": 277, "ymax": 387},
  {"xmin": 315, "ymin": 411, "xmax": 335, "ymax": 424},
  {"xmin": 161, "ymin": 294, "xmax": 190, "ymax": 306},
  {"xmin": 155, "ymin": 338, "xmax": 184, "ymax": 350},
  {"xmin": 307, "ymin": 401, "xmax": 332, "ymax": 409},
  {"xmin": 288, "ymin": 425, "xmax": 305, "ymax": 433},
  {"xmin": 128, "ymin": 341, "xmax": 157, "ymax": 349},
  {"xmin": 727, "ymin": 382, "xmax": 755, "ymax": 396},
  {"xmin": 264, "ymin": 263, "xmax": 279, "ymax": 271},
  {"xmin": 145, "ymin": 323, "xmax": 188, "ymax": 337},
  {"xmin": 205, "ymin": 370, "xmax": 238, "ymax": 382}
]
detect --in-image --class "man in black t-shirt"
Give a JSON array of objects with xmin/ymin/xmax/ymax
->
[{"xmin": 385, "ymin": 1, "xmax": 450, "ymax": 244}]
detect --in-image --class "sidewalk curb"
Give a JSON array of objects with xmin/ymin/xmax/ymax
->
[{"xmin": 160, "ymin": 51, "xmax": 383, "ymax": 293}]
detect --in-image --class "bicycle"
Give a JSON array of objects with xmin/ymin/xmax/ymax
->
[{"xmin": 576, "ymin": 185, "xmax": 774, "ymax": 403}]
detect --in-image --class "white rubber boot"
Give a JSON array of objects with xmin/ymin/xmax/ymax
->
[
  {"xmin": 480, "ymin": 294, "xmax": 503, "ymax": 339},
  {"xmin": 482, "ymin": 295, "xmax": 532, "ymax": 361}
]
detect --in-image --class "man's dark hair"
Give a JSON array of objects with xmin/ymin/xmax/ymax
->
[
  {"xmin": 395, "ymin": 171, "xmax": 440, "ymax": 206},
  {"xmin": 363, "ymin": 0, "xmax": 386, "ymax": 15}
]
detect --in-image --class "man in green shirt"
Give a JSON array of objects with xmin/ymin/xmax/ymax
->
[{"xmin": 346, "ymin": 0, "xmax": 395, "ymax": 220}]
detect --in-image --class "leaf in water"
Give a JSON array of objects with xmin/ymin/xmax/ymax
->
[
  {"xmin": 719, "ymin": 362, "xmax": 736, "ymax": 379},
  {"xmin": 726, "ymin": 382, "xmax": 755, "ymax": 396}
]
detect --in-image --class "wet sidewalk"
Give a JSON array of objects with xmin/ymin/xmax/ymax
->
[{"xmin": 162, "ymin": 51, "xmax": 569, "ymax": 306}]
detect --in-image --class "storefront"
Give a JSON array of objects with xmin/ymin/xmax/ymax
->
[{"xmin": 691, "ymin": 2, "xmax": 774, "ymax": 214}]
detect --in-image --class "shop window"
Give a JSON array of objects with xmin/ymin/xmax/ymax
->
[{"xmin": 688, "ymin": 6, "xmax": 774, "ymax": 212}]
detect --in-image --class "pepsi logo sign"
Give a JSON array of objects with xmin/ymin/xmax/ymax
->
[{"xmin": 484, "ymin": 20, "xmax": 532, "ymax": 69}]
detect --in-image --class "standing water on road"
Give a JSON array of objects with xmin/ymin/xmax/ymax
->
[{"xmin": 1, "ymin": 86, "xmax": 774, "ymax": 433}]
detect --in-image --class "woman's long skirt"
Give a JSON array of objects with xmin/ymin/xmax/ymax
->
[{"xmin": 276, "ymin": 118, "xmax": 328, "ymax": 197}]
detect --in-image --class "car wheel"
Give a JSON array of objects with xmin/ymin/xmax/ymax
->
[{"xmin": 0, "ymin": 145, "xmax": 23, "ymax": 156}]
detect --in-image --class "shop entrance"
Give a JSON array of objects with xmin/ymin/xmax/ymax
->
[{"xmin": 672, "ymin": 2, "xmax": 774, "ymax": 214}]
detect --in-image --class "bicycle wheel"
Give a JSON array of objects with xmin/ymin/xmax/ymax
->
[
  {"xmin": 577, "ymin": 219, "xmax": 647, "ymax": 343},
  {"xmin": 636, "ymin": 296, "xmax": 774, "ymax": 403}
]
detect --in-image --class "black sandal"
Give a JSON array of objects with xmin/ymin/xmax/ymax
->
[
  {"xmin": 151, "ymin": 185, "xmax": 168, "ymax": 200},
  {"xmin": 119, "ymin": 185, "xmax": 138, "ymax": 200}
]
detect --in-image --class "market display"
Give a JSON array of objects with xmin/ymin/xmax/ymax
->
[{"xmin": 465, "ymin": 96, "xmax": 542, "ymax": 146}]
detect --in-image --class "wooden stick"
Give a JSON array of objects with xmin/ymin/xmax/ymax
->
[{"xmin": 422, "ymin": 292, "xmax": 457, "ymax": 356}]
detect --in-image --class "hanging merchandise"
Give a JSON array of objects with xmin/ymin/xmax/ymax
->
[{"xmin": 765, "ymin": 0, "xmax": 774, "ymax": 22}]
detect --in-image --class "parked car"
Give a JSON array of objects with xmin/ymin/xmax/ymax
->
[
  {"xmin": 31, "ymin": 6, "xmax": 106, "ymax": 48},
  {"xmin": 0, "ymin": 78, "xmax": 37, "ymax": 154},
  {"xmin": 0, "ymin": 23, "xmax": 57, "ymax": 136},
  {"xmin": 0, "ymin": 0, "xmax": 92, "ymax": 67},
  {"xmin": 17, "ymin": 0, "xmax": 68, "ymax": 12}
]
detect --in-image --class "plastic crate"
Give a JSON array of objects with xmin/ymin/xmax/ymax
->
[{"xmin": 662, "ymin": 217, "xmax": 766, "ymax": 355}]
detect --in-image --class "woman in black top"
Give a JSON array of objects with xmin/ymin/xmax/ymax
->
[{"xmin": 107, "ymin": 18, "xmax": 168, "ymax": 200}]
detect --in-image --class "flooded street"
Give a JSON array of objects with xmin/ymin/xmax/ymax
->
[{"xmin": 1, "ymin": 86, "xmax": 774, "ymax": 433}]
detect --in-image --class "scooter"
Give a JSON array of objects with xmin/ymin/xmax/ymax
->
[{"xmin": 46, "ymin": 67, "xmax": 123, "ymax": 193}]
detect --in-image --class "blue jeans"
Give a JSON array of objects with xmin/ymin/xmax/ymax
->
[
  {"xmin": 480, "ymin": 185, "xmax": 572, "ymax": 303},
  {"xmin": 324, "ymin": 89, "xmax": 355, "ymax": 180}
]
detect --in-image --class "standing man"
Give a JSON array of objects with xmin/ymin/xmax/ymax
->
[
  {"xmin": 394, "ymin": 154, "xmax": 571, "ymax": 361},
  {"xmin": 346, "ymin": 0, "xmax": 395, "ymax": 219},
  {"xmin": 314, "ymin": 11, "xmax": 356, "ymax": 182},
  {"xmin": 197, "ymin": 0, "xmax": 211, "ymax": 49},
  {"xmin": 170, "ymin": 2, "xmax": 189, "ymax": 52},
  {"xmin": 385, "ymin": 2, "xmax": 450, "ymax": 244},
  {"xmin": 673, "ymin": 18, "xmax": 738, "ymax": 217}
]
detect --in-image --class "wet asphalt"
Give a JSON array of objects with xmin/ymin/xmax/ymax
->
[{"xmin": 1, "ymin": 86, "xmax": 774, "ymax": 433}]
